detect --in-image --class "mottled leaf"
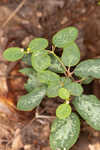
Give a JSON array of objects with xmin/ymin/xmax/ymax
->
[
  {"xmin": 73, "ymin": 95, "xmax": 100, "ymax": 130},
  {"xmin": 64, "ymin": 82, "xmax": 83, "ymax": 96},
  {"xmin": 28, "ymin": 38, "xmax": 48, "ymax": 52},
  {"xmin": 50, "ymin": 113, "xmax": 80, "ymax": 150},
  {"xmin": 37, "ymin": 70, "xmax": 60, "ymax": 85},
  {"xmin": 61, "ymin": 42, "xmax": 80, "ymax": 67},
  {"xmin": 31, "ymin": 50, "xmax": 51, "ymax": 72},
  {"xmin": 61, "ymin": 77, "xmax": 72, "ymax": 87},
  {"xmin": 74, "ymin": 59, "xmax": 100, "ymax": 79},
  {"xmin": 24, "ymin": 75, "xmax": 42, "ymax": 92},
  {"xmin": 46, "ymin": 82, "xmax": 61, "ymax": 97},
  {"xmin": 17, "ymin": 86, "xmax": 46, "ymax": 111},
  {"xmin": 48, "ymin": 54, "xmax": 64, "ymax": 73},
  {"xmin": 3, "ymin": 47, "xmax": 24, "ymax": 61},
  {"xmin": 52, "ymin": 27, "xmax": 78, "ymax": 48}
]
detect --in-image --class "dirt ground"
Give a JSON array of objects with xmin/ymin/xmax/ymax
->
[{"xmin": 0, "ymin": 0, "xmax": 100, "ymax": 150}]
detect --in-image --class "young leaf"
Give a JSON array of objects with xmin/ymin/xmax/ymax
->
[
  {"xmin": 37, "ymin": 70, "xmax": 60, "ymax": 85},
  {"xmin": 31, "ymin": 50, "xmax": 51, "ymax": 72},
  {"xmin": 58, "ymin": 88, "xmax": 70, "ymax": 100},
  {"xmin": 46, "ymin": 82, "xmax": 62, "ymax": 97},
  {"xmin": 52, "ymin": 27, "xmax": 78, "ymax": 48},
  {"xmin": 72, "ymin": 95, "xmax": 100, "ymax": 130},
  {"xmin": 22, "ymin": 54, "xmax": 32, "ymax": 66},
  {"xmin": 48, "ymin": 54, "xmax": 64, "ymax": 73},
  {"xmin": 3, "ymin": 47, "xmax": 24, "ymax": 61},
  {"xmin": 28, "ymin": 38, "xmax": 48, "ymax": 52},
  {"xmin": 74, "ymin": 59, "xmax": 100, "ymax": 79},
  {"xmin": 56, "ymin": 104, "xmax": 71, "ymax": 119},
  {"xmin": 50, "ymin": 113, "xmax": 80, "ymax": 150},
  {"xmin": 64, "ymin": 82, "xmax": 83, "ymax": 96},
  {"xmin": 17, "ymin": 86, "xmax": 46, "ymax": 111},
  {"xmin": 61, "ymin": 42, "xmax": 80, "ymax": 67}
]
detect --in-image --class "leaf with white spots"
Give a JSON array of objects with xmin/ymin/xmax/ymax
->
[
  {"xmin": 52, "ymin": 27, "xmax": 78, "ymax": 48},
  {"xmin": 50, "ymin": 113, "xmax": 80, "ymax": 150},
  {"xmin": 61, "ymin": 42, "xmax": 80, "ymax": 67},
  {"xmin": 17, "ymin": 86, "xmax": 46, "ymax": 111},
  {"xmin": 74, "ymin": 59, "xmax": 100, "ymax": 79},
  {"xmin": 73, "ymin": 95, "xmax": 100, "ymax": 130}
]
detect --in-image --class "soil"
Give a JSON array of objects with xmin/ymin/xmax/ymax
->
[{"xmin": 0, "ymin": 0, "xmax": 100, "ymax": 150}]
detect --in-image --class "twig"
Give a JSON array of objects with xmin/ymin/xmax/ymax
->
[{"xmin": 2, "ymin": 0, "xmax": 27, "ymax": 28}]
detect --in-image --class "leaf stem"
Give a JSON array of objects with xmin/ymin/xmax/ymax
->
[
  {"xmin": 75, "ymin": 78, "xmax": 85, "ymax": 83},
  {"xmin": 51, "ymin": 51, "xmax": 68, "ymax": 77}
]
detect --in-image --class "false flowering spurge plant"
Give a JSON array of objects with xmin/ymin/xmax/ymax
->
[{"xmin": 3, "ymin": 27, "xmax": 100, "ymax": 150}]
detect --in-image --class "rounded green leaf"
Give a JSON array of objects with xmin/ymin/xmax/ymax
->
[
  {"xmin": 72, "ymin": 95, "xmax": 100, "ymax": 130},
  {"xmin": 46, "ymin": 82, "xmax": 61, "ymax": 98},
  {"xmin": 64, "ymin": 82, "xmax": 83, "ymax": 96},
  {"xmin": 31, "ymin": 51, "xmax": 51, "ymax": 72},
  {"xmin": 17, "ymin": 86, "xmax": 46, "ymax": 111},
  {"xmin": 37, "ymin": 70, "xmax": 60, "ymax": 85},
  {"xmin": 74, "ymin": 59, "xmax": 100, "ymax": 79},
  {"xmin": 52, "ymin": 27, "xmax": 78, "ymax": 48},
  {"xmin": 50, "ymin": 112, "xmax": 80, "ymax": 150},
  {"xmin": 3, "ymin": 47, "xmax": 24, "ymax": 61},
  {"xmin": 28, "ymin": 38, "xmax": 48, "ymax": 52},
  {"xmin": 58, "ymin": 88, "xmax": 70, "ymax": 100},
  {"xmin": 61, "ymin": 42, "xmax": 80, "ymax": 67},
  {"xmin": 56, "ymin": 104, "xmax": 71, "ymax": 119},
  {"xmin": 48, "ymin": 54, "xmax": 64, "ymax": 73}
]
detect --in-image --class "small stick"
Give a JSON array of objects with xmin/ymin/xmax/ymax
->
[{"xmin": 2, "ymin": 0, "xmax": 27, "ymax": 28}]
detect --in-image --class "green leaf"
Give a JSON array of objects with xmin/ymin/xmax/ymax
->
[
  {"xmin": 72, "ymin": 95, "xmax": 100, "ymax": 130},
  {"xmin": 61, "ymin": 77, "xmax": 72, "ymax": 87},
  {"xmin": 37, "ymin": 70, "xmax": 60, "ymax": 85},
  {"xmin": 17, "ymin": 86, "xmax": 46, "ymax": 111},
  {"xmin": 56, "ymin": 104, "xmax": 71, "ymax": 119},
  {"xmin": 46, "ymin": 82, "xmax": 62, "ymax": 97},
  {"xmin": 58, "ymin": 88, "xmax": 70, "ymax": 100},
  {"xmin": 61, "ymin": 42, "xmax": 80, "ymax": 67},
  {"xmin": 46, "ymin": 77, "xmax": 72, "ymax": 98},
  {"xmin": 82, "ymin": 77, "xmax": 93, "ymax": 85},
  {"xmin": 48, "ymin": 54, "xmax": 64, "ymax": 73},
  {"xmin": 21, "ymin": 54, "xmax": 32, "ymax": 66},
  {"xmin": 74, "ymin": 59, "xmax": 100, "ymax": 79},
  {"xmin": 3, "ymin": 47, "xmax": 24, "ymax": 61},
  {"xmin": 64, "ymin": 82, "xmax": 83, "ymax": 96},
  {"xmin": 50, "ymin": 113, "xmax": 80, "ymax": 150},
  {"xmin": 19, "ymin": 68, "xmax": 36, "ymax": 76},
  {"xmin": 28, "ymin": 38, "xmax": 48, "ymax": 52},
  {"xmin": 19, "ymin": 67, "xmax": 42, "ymax": 92},
  {"xmin": 31, "ymin": 50, "xmax": 51, "ymax": 72},
  {"xmin": 52, "ymin": 27, "xmax": 78, "ymax": 48},
  {"xmin": 24, "ymin": 75, "xmax": 42, "ymax": 92}
]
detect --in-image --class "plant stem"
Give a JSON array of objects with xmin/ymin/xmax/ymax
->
[
  {"xmin": 48, "ymin": 50, "xmax": 68, "ymax": 77},
  {"xmin": 75, "ymin": 78, "xmax": 85, "ymax": 83}
]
